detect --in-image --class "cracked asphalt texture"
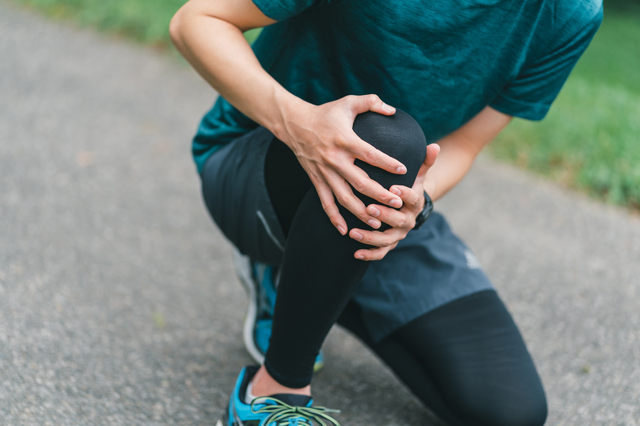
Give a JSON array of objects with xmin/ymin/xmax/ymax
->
[{"xmin": 1, "ymin": 2, "xmax": 639, "ymax": 425}]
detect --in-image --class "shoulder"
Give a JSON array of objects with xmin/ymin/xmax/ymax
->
[
  {"xmin": 523, "ymin": 0, "xmax": 603, "ymax": 60},
  {"xmin": 543, "ymin": 0, "xmax": 603, "ymax": 41}
]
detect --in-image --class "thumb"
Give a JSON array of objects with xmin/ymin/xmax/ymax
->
[
  {"xmin": 350, "ymin": 94, "xmax": 396, "ymax": 116},
  {"xmin": 425, "ymin": 143, "xmax": 440, "ymax": 168},
  {"xmin": 414, "ymin": 144, "xmax": 440, "ymax": 189}
]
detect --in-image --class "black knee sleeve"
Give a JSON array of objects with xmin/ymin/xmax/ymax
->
[
  {"xmin": 353, "ymin": 109, "xmax": 427, "ymax": 194},
  {"xmin": 335, "ymin": 110, "xmax": 428, "ymax": 232}
]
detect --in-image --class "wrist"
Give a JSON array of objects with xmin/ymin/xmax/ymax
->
[
  {"xmin": 423, "ymin": 178, "xmax": 437, "ymax": 203},
  {"xmin": 270, "ymin": 91, "xmax": 313, "ymax": 147}
]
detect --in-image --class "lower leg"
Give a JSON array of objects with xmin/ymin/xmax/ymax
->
[
  {"xmin": 263, "ymin": 187, "xmax": 377, "ymax": 389},
  {"xmin": 253, "ymin": 135, "xmax": 369, "ymax": 397}
]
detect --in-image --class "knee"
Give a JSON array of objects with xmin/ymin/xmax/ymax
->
[
  {"xmin": 484, "ymin": 400, "xmax": 547, "ymax": 426},
  {"xmin": 352, "ymin": 110, "xmax": 427, "ymax": 187},
  {"xmin": 456, "ymin": 387, "xmax": 548, "ymax": 426}
]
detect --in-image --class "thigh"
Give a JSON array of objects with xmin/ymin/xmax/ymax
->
[
  {"xmin": 263, "ymin": 136, "xmax": 312, "ymax": 237},
  {"xmin": 201, "ymin": 127, "xmax": 288, "ymax": 265},
  {"xmin": 395, "ymin": 291, "xmax": 548, "ymax": 426}
]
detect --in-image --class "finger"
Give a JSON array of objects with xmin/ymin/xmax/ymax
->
[
  {"xmin": 339, "ymin": 163, "xmax": 403, "ymax": 208},
  {"xmin": 349, "ymin": 94, "xmax": 396, "ymax": 116},
  {"xmin": 349, "ymin": 227, "xmax": 401, "ymax": 248},
  {"xmin": 348, "ymin": 136, "xmax": 407, "ymax": 175},
  {"xmin": 314, "ymin": 179, "xmax": 348, "ymax": 235},
  {"xmin": 389, "ymin": 185, "xmax": 422, "ymax": 210},
  {"xmin": 413, "ymin": 144, "xmax": 440, "ymax": 193},
  {"xmin": 326, "ymin": 173, "xmax": 382, "ymax": 229},
  {"xmin": 366, "ymin": 204, "xmax": 413, "ymax": 229},
  {"xmin": 354, "ymin": 243, "xmax": 398, "ymax": 261}
]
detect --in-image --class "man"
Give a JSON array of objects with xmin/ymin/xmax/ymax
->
[{"xmin": 170, "ymin": 0, "xmax": 603, "ymax": 424}]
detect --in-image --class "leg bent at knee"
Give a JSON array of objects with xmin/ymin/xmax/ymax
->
[{"xmin": 262, "ymin": 110, "xmax": 429, "ymax": 392}]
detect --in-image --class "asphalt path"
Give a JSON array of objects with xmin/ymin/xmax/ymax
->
[{"xmin": 1, "ymin": 2, "xmax": 639, "ymax": 425}]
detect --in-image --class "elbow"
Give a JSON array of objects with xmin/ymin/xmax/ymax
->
[{"xmin": 169, "ymin": 7, "xmax": 186, "ymax": 48}]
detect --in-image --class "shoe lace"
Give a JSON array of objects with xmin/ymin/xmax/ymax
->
[{"xmin": 250, "ymin": 396, "xmax": 341, "ymax": 426}]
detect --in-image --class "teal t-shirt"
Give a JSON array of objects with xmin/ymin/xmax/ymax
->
[{"xmin": 193, "ymin": 0, "xmax": 603, "ymax": 173}]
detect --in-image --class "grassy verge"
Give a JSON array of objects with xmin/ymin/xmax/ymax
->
[{"xmin": 489, "ymin": 13, "xmax": 640, "ymax": 209}]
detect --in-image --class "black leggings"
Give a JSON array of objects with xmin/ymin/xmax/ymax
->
[
  {"xmin": 337, "ymin": 294, "xmax": 547, "ymax": 426},
  {"xmin": 263, "ymin": 111, "xmax": 547, "ymax": 425}
]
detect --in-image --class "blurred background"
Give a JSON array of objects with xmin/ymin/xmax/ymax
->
[{"xmin": 6, "ymin": 0, "xmax": 640, "ymax": 209}]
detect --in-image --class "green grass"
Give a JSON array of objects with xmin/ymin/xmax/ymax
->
[
  {"xmin": 490, "ymin": 13, "xmax": 640, "ymax": 208},
  {"xmin": 10, "ymin": 0, "xmax": 640, "ymax": 208}
]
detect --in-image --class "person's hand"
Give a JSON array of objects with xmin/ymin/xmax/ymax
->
[
  {"xmin": 279, "ymin": 95, "xmax": 407, "ymax": 235},
  {"xmin": 348, "ymin": 143, "xmax": 440, "ymax": 261}
]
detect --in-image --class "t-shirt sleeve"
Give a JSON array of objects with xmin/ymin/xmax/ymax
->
[
  {"xmin": 252, "ymin": 0, "xmax": 327, "ymax": 21},
  {"xmin": 490, "ymin": 5, "xmax": 604, "ymax": 121}
]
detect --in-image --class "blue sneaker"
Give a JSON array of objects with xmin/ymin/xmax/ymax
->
[
  {"xmin": 232, "ymin": 249, "xmax": 325, "ymax": 372},
  {"xmin": 216, "ymin": 366, "xmax": 340, "ymax": 426}
]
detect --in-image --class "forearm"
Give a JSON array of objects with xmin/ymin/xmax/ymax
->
[
  {"xmin": 423, "ymin": 137, "xmax": 477, "ymax": 201},
  {"xmin": 169, "ymin": 2, "xmax": 305, "ymax": 143},
  {"xmin": 423, "ymin": 106, "xmax": 512, "ymax": 201}
]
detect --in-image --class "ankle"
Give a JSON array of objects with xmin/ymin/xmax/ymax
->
[{"xmin": 251, "ymin": 365, "xmax": 311, "ymax": 397}]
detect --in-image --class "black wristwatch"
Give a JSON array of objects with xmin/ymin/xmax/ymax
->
[{"xmin": 413, "ymin": 190, "xmax": 433, "ymax": 230}]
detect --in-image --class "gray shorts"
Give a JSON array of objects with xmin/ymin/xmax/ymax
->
[{"xmin": 201, "ymin": 126, "xmax": 494, "ymax": 342}]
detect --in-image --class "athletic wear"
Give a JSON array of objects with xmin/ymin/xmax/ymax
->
[
  {"xmin": 202, "ymin": 123, "xmax": 493, "ymax": 345},
  {"xmin": 192, "ymin": 0, "xmax": 603, "ymax": 172},
  {"xmin": 232, "ymin": 248, "xmax": 325, "ymax": 372},
  {"xmin": 338, "ymin": 291, "xmax": 548, "ymax": 426},
  {"xmin": 217, "ymin": 366, "xmax": 340, "ymax": 426}
]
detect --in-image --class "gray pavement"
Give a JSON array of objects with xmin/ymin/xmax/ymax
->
[{"xmin": 1, "ymin": 2, "xmax": 639, "ymax": 425}]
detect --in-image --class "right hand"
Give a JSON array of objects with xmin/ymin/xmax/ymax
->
[{"xmin": 277, "ymin": 95, "xmax": 407, "ymax": 235}]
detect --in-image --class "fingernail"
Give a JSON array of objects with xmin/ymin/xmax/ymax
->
[
  {"xmin": 368, "ymin": 207, "xmax": 380, "ymax": 217},
  {"xmin": 338, "ymin": 226, "xmax": 346, "ymax": 235},
  {"xmin": 356, "ymin": 254, "xmax": 365, "ymax": 260},
  {"xmin": 352, "ymin": 231, "xmax": 363, "ymax": 241},
  {"xmin": 390, "ymin": 187, "xmax": 402, "ymax": 196},
  {"xmin": 382, "ymin": 103, "xmax": 395, "ymax": 113},
  {"xmin": 390, "ymin": 199, "xmax": 402, "ymax": 208},
  {"xmin": 367, "ymin": 219, "xmax": 380, "ymax": 228},
  {"xmin": 395, "ymin": 166, "xmax": 407, "ymax": 174}
]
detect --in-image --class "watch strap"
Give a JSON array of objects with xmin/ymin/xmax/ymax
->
[{"xmin": 413, "ymin": 190, "xmax": 433, "ymax": 230}]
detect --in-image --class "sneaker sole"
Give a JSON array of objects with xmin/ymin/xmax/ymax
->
[{"xmin": 231, "ymin": 248, "xmax": 265, "ymax": 365}]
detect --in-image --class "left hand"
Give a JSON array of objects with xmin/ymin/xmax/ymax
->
[{"xmin": 349, "ymin": 143, "xmax": 440, "ymax": 261}]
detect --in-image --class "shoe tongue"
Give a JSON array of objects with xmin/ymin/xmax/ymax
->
[{"xmin": 268, "ymin": 393, "xmax": 313, "ymax": 407}]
